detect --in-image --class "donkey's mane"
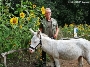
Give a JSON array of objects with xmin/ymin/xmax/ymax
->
[
  {"xmin": 41, "ymin": 33, "xmax": 48, "ymax": 37},
  {"xmin": 41, "ymin": 33, "xmax": 53, "ymax": 39}
]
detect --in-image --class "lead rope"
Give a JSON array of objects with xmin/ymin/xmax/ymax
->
[{"xmin": 39, "ymin": 35, "xmax": 42, "ymax": 48}]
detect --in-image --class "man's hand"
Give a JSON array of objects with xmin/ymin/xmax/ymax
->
[
  {"xmin": 53, "ymin": 27, "xmax": 59, "ymax": 39},
  {"xmin": 53, "ymin": 33, "xmax": 58, "ymax": 39}
]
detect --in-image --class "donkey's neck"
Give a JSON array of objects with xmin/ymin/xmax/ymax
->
[
  {"xmin": 41, "ymin": 36, "xmax": 55, "ymax": 54},
  {"xmin": 41, "ymin": 36, "xmax": 53, "ymax": 45}
]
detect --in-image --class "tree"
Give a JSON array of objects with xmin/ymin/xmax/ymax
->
[{"xmin": 2, "ymin": 0, "xmax": 90, "ymax": 26}]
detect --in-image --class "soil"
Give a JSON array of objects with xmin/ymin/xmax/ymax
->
[
  {"xmin": 60, "ymin": 59, "xmax": 90, "ymax": 67},
  {"xmin": 1, "ymin": 51, "xmax": 90, "ymax": 67}
]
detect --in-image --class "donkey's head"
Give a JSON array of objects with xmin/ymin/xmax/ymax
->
[{"xmin": 29, "ymin": 28, "xmax": 42, "ymax": 53}]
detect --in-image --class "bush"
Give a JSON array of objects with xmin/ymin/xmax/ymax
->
[
  {"xmin": 61, "ymin": 23, "xmax": 90, "ymax": 40},
  {"xmin": 0, "ymin": 1, "xmax": 45, "ymax": 53}
]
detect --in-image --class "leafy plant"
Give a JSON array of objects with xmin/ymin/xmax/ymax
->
[
  {"xmin": 0, "ymin": 0, "xmax": 45, "ymax": 53},
  {"xmin": 61, "ymin": 23, "xmax": 90, "ymax": 40}
]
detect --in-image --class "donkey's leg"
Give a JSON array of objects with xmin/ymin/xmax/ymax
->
[
  {"xmin": 54, "ymin": 58, "xmax": 60, "ymax": 67},
  {"xmin": 49, "ymin": 55, "xmax": 54, "ymax": 67},
  {"xmin": 78, "ymin": 56, "xmax": 83, "ymax": 67},
  {"xmin": 84, "ymin": 53, "xmax": 90, "ymax": 65}
]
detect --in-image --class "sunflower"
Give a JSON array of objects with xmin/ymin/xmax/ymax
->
[
  {"xmin": 41, "ymin": 6, "xmax": 45, "ymax": 14},
  {"xmin": 27, "ymin": 17, "xmax": 30, "ymax": 21},
  {"xmin": 37, "ymin": 17, "xmax": 40, "ymax": 26},
  {"xmin": 20, "ymin": 25, "xmax": 22, "ymax": 29},
  {"xmin": 33, "ymin": 4, "xmax": 36, "ymax": 9},
  {"xmin": 10, "ymin": 17, "xmax": 18, "ymax": 25},
  {"xmin": 64, "ymin": 23, "xmax": 68, "ymax": 27},
  {"xmin": 69, "ymin": 24, "xmax": 74, "ymax": 27},
  {"xmin": 35, "ymin": 21, "xmax": 40, "ymax": 26},
  {"xmin": 20, "ymin": 12, "xmax": 25, "ymax": 18},
  {"xmin": 30, "ymin": 12, "xmax": 35, "ymax": 18}
]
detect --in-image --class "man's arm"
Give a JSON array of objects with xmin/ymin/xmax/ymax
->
[{"xmin": 53, "ymin": 25, "xmax": 59, "ymax": 39}]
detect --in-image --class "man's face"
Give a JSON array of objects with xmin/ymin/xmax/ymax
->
[{"xmin": 45, "ymin": 10, "xmax": 51, "ymax": 19}]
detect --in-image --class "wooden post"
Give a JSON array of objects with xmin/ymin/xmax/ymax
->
[
  {"xmin": 4, "ymin": 56, "xmax": 7, "ymax": 67},
  {"xmin": 1, "ymin": 48, "xmax": 28, "ymax": 67}
]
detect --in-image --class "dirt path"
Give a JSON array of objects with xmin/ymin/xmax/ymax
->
[
  {"xmin": 4, "ymin": 52, "xmax": 90, "ymax": 67},
  {"xmin": 59, "ymin": 59, "xmax": 90, "ymax": 67}
]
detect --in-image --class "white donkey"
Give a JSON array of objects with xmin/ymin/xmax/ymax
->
[{"xmin": 29, "ymin": 29, "xmax": 90, "ymax": 67}]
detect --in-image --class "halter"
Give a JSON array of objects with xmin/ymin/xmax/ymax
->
[{"xmin": 30, "ymin": 35, "xmax": 42, "ymax": 50}]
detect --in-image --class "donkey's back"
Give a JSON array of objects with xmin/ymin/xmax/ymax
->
[{"xmin": 55, "ymin": 38, "xmax": 90, "ymax": 60}]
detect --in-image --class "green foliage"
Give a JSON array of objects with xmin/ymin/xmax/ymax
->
[
  {"xmin": 3, "ymin": 0, "xmax": 90, "ymax": 26},
  {"xmin": 61, "ymin": 23, "xmax": 90, "ymax": 40},
  {"xmin": 0, "ymin": 63, "xmax": 4, "ymax": 67},
  {"xmin": 0, "ymin": 0, "xmax": 44, "ymax": 53},
  {"xmin": 50, "ymin": 0, "xmax": 90, "ymax": 26},
  {"xmin": 0, "ymin": 1, "xmax": 90, "ymax": 66},
  {"xmin": 28, "ymin": 0, "xmax": 90, "ymax": 26}
]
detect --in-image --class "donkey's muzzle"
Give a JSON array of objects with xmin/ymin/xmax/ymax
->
[{"xmin": 29, "ymin": 47, "xmax": 35, "ymax": 53}]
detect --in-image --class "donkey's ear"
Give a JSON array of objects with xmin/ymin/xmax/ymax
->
[
  {"xmin": 29, "ymin": 28, "xmax": 35, "ymax": 34},
  {"xmin": 37, "ymin": 30, "xmax": 41, "ymax": 37}
]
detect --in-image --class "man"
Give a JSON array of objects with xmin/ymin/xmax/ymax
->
[{"xmin": 39, "ymin": 8, "xmax": 59, "ymax": 67}]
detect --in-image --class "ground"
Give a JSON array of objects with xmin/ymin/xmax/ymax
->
[
  {"xmin": 46, "ymin": 59, "xmax": 90, "ymax": 67},
  {"xmin": 1, "ymin": 51, "xmax": 89, "ymax": 67},
  {"xmin": 60, "ymin": 59, "xmax": 90, "ymax": 67}
]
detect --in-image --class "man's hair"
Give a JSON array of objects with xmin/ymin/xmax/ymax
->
[{"xmin": 45, "ymin": 8, "xmax": 51, "ymax": 12}]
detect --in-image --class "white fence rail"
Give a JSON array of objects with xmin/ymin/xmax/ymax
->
[{"xmin": 0, "ymin": 48, "xmax": 28, "ymax": 67}]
